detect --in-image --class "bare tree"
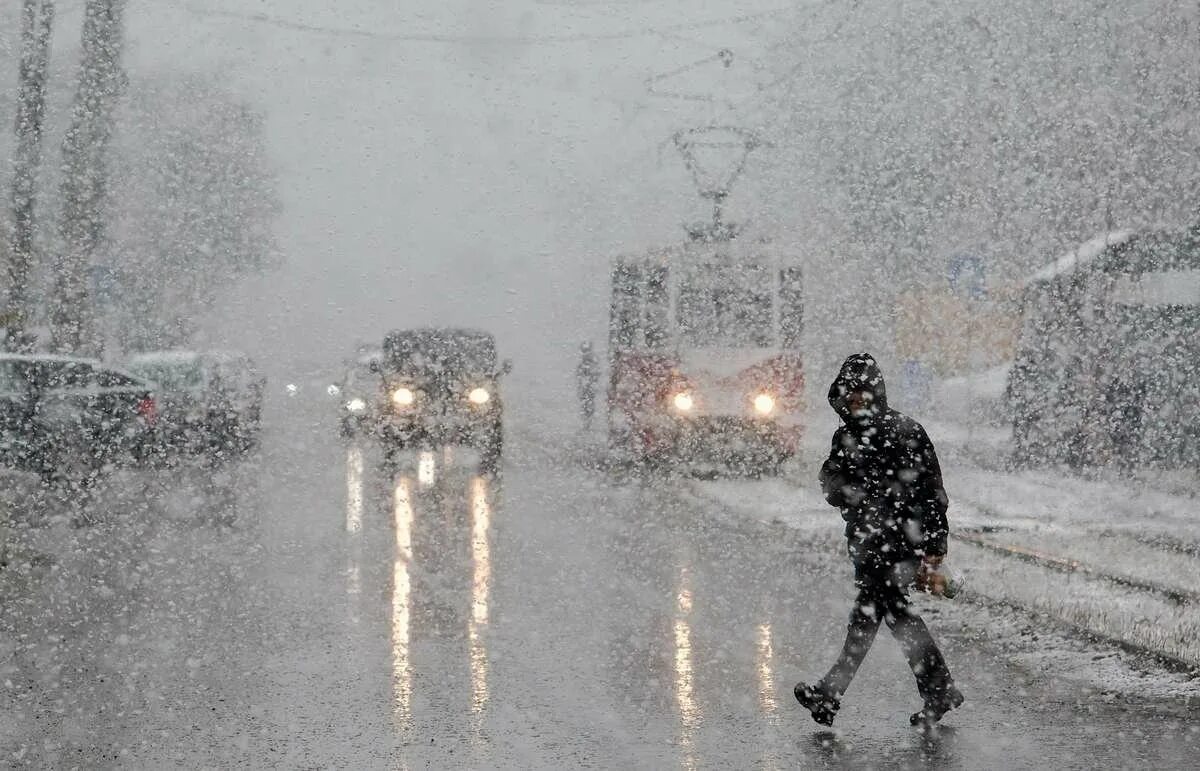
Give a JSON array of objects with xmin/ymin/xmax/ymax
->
[
  {"xmin": 5, "ymin": 0, "xmax": 55, "ymax": 347},
  {"xmin": 51, "ymin": 0, "xmax": 125, "ymax": 354},
  {"xmin": 107, "ymin": 77, "xmax": 280, "ymax": 352}
]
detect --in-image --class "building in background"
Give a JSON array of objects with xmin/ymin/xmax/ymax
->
[
  {"xmin": 894, "ymin": 253, "xmax": 1022, "ymax": 408},
  {"xmin": 1008, "ymin": 228, "xmax": 1200, "ymax": 469}
]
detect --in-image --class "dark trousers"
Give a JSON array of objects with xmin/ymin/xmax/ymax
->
[{"xmin": 819, "ymin": 559, "xmax": 954, "ymax": 704}]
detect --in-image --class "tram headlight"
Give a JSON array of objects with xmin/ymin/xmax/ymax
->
[
  {"xmin": 672, "ymin": 392, "xmax": 695, "ymax": 412},
  {"xmin": 346, "ymin": 397, "xmax": 367, "ymax": 413},
  {"xmin": 468, "ymin": 387, "xmax": 491, "ymax": 405},
  {"xmin": 392, "ymin": 387, "xmax": 416, "ymax": 407},
  {"xmin": 753, "ymin": 393, "xmax": 776, "ymax": 416}
]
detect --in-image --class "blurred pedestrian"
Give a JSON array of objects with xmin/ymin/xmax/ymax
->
[
  {"xmin": 576, "ymin": 342, "xmax": 598, "ymax": 430},
  {"xmin": 795, "ymin": 353, "xmax": 963, "ymax": 728}
]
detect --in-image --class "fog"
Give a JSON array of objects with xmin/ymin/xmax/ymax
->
[
  {"xmin": 123, "ymin": 2, "xmax": 794, "ymax": 418},
  {"xmin": 3, "ymin": 2, "xmax": 1195, "ymax": 406}
]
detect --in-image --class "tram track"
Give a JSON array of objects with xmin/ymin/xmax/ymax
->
[
  {"xmin": 743, "ymin": 472, "xmax": 1200, "ymax": 672},
  {"xmin": 952, "ymin": 491, "xmax": 1200, "ymax": 594},
  {"xmin": 950, "ymin": 531, "xmax": 1200, "ymax": 607}
]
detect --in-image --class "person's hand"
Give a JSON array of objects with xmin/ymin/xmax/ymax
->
[{"xmin": 916, "ymin": 555, "xmax": 943, "ymax": 593}]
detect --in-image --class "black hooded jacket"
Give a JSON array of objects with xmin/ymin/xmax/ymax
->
[{"xmin": 819, "ymin": 354, "xmax": 949, "ymax": 565}]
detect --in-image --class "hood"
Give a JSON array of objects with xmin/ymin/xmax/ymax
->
[{"xmin": 828, "ymin": 353, "xmax": 888, "ymax": 427}]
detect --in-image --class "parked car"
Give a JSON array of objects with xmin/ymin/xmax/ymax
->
[
  {"xmin": 374, "ymin": 328, "xmax": 510, "ymax": 472},
  {"xmin": 0, "ymin": 353, "xmax": 158, "ymax": 487},
  {"xmin": 126, "ymin": 350, "xmax": 265, "ymax": 456}
]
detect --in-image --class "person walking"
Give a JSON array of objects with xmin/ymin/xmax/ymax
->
[
  {"xmin": 576, "ymin": 341, "xmax": 599, "ymax": 430},
  {"xmin": 795, "ymin": 353, "xmax": 963, "ymax": 728}
]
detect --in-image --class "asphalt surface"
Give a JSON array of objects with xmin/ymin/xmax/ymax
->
[{"xmin": 3, "ymin": 403, "xmax": 1199, "ymax": 768}]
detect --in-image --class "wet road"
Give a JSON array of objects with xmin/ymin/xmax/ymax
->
[{"xmin": 3, "ymin": 404, "xmax": 1199, "ymax": 768}]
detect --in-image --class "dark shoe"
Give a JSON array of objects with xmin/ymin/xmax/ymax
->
[
  {"xmin": 910, "ymin": 685, "xmax": 965, "ymax": 727},
  {"xmin": 794, "ymin": 682, "xmax": 839, "ymax": 727}
]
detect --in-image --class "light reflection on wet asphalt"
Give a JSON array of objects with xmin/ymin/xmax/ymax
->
[
  {"xmin": 468, "ymin": 475, "xmax": 492, "ymax": 725},
  {"xmin": 390, "ymin": 474, "xmax": 414, "ymax": 731},
  {"xmin": 344, "ymin": 444, "xmax": 364, "ymax": 534},
  {"xmin": 2, "ymin": 412, "xmax": 1199, "ymax": 768},
  {"xmin": 673, "ymin": 565, "xmax": 698, "ymax": 771},
  {"xmin": 756, "ymin": 621, "xmax": 776, "ymax": 716},
  {"xmin": 328, "ymin": 436, "xmax": 1199, "ymax": 769}
]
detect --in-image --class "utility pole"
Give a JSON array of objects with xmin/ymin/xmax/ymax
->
[
  {"xmin": 5, "ymin": 0, "xmax": 55, "ymax": 349},
  {"xmin": 51, "ymin": 0, "xmax": 125, "ymax": 355}
]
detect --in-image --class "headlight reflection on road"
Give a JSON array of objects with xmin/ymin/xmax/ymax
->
[
  {"xmin": 345, "ymin": 448, "xmax": 366, "ymax": 635},
  {"xmin": 418, "ymin": 451, "xmax": 437, "ymax": 487},
  {"xmin": 345, "ymin": 446, "xmax": 364, "ymax": 534},
  {"xmin": 469, "ymin": 476, "xmax": 492, "ymax": 718},
  {"xmin": 673, "ymin": 618, "xmax": 695, "ymax": 718},
  {"xmin": 674, "ymin": 566, "xmax": 699, "ymax": 771},
  {"xmin": 392, "ymin": 477, "xmax": 415, "ymax": 728},
  {"xmin": 757, "ymin": 623, "xmax": 776, "ymax": 714}
]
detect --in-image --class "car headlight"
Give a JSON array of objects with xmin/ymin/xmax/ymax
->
[
  {"xmin": 753, "ymin": 393, "xmax": 776, "ymax": 415},
  {"xmin": 392, "ymin": 387, "xmax": 416, "ymax": 407},
  {"xmin": 672, "ymin": 392, "xmax": 694, "ymax": 412},
  {"xmin": 468, "ymin": 387, "xmax": 491, "ymax": 405},
  {"xmin": 346, "ymin": 397, "xmax": 367, "ymax": 413}
]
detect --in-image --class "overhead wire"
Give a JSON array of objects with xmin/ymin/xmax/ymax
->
[
  {"xmin": 644, "ymin": 48, "xmax": 748, "ymax": 106},
  {"xmin": 642, "ymin": 0, "xmax": 862, "ymax": 172},
  {"xmin": 699, "ymin": 0, "xmax": 862, "ymax": 131},
  {"xmin": 175, "ymin": 2, "xmax": 796, "ymax": 46}
]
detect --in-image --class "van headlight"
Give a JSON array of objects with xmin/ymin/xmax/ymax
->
[
  {"xmin": 672, "ymin": 392, "xmax": 695, "ymax": 412},
  {"xmin": 468, "ymin": 387, "xmax": 491, "ymax": 405},
  {"xmin": 392, "ymin": 387, "xmax": 416, "ymax": 407},
  {"xmin": 753, "ymin": 393, "xmax": 776, "ymax": 415}
]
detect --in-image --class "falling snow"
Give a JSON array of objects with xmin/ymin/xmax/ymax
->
[{"xmin": 2, "ymin": 0, "xmax": 1199, "ymax": 767}]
